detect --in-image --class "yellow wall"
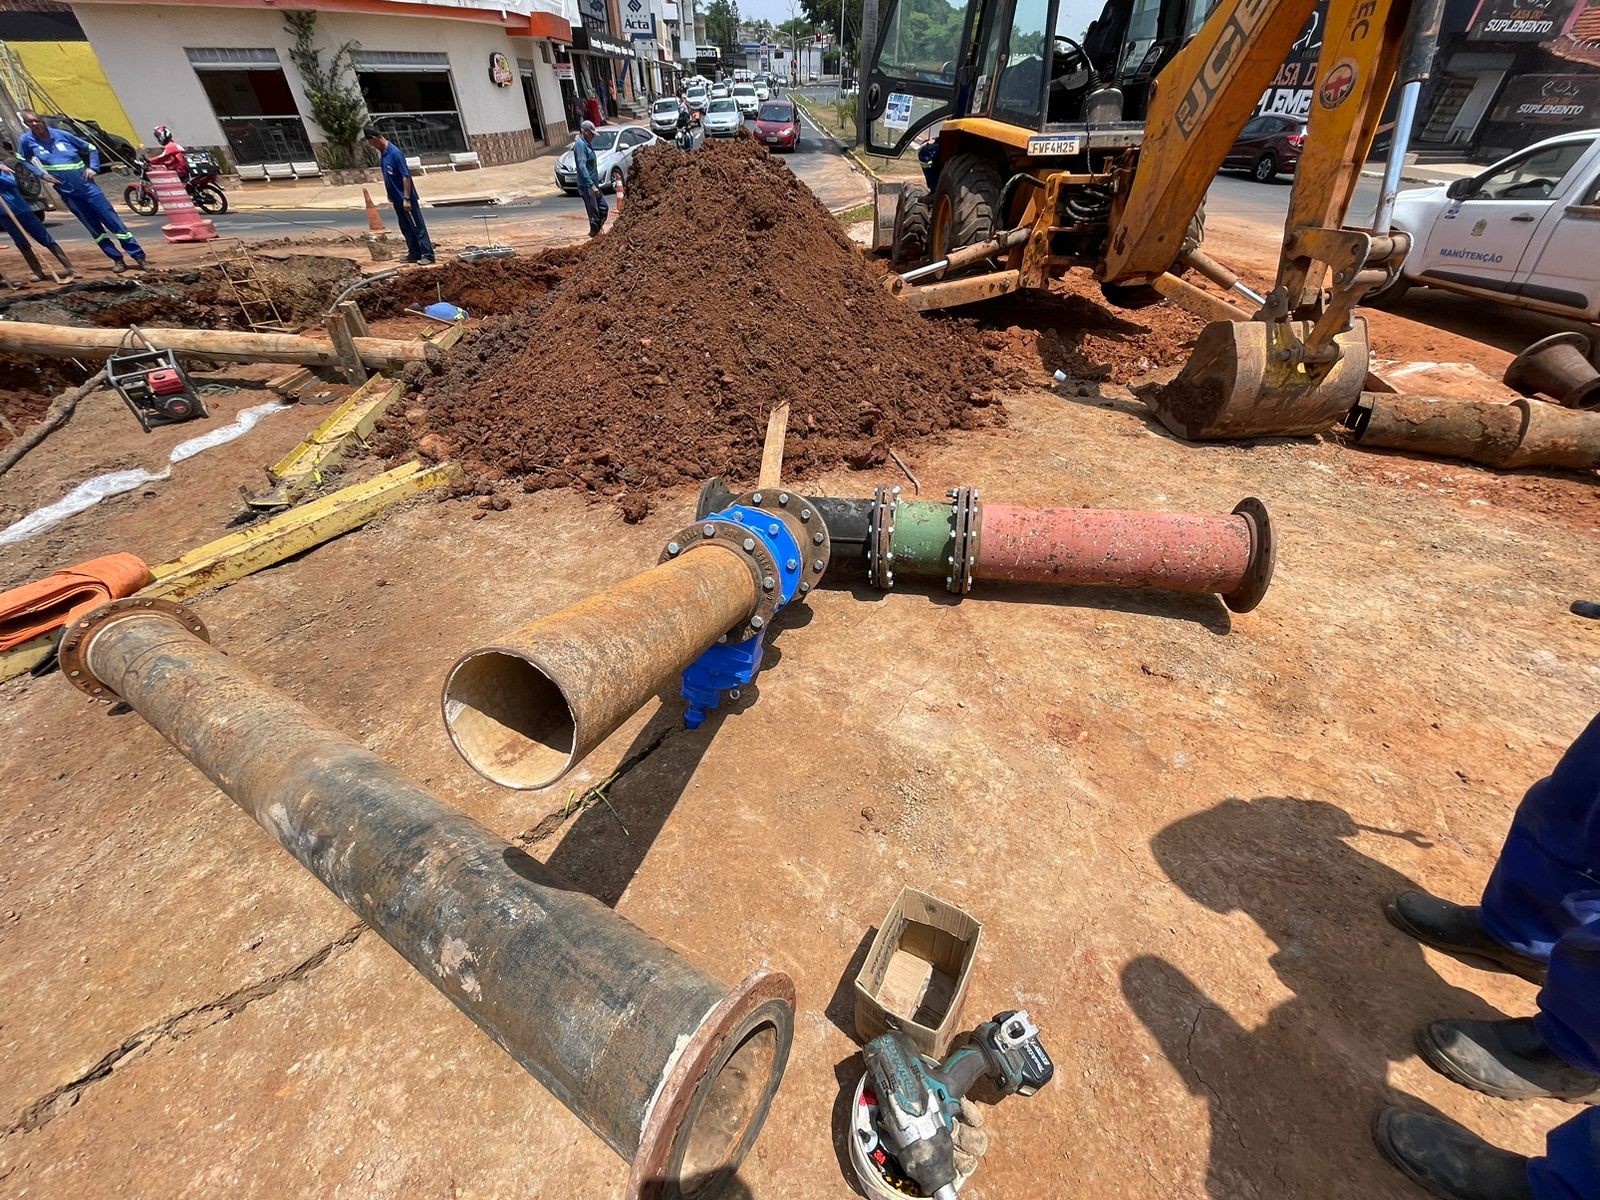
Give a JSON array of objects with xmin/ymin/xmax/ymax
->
[{"xmin": 6, "ymin": 41, "xmax": 138, "ymax": 145}]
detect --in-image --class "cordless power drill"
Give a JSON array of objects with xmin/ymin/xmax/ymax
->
[{"xmin": 861, "ymin": 1011, "xmax": 1053, "ymax": 1199}]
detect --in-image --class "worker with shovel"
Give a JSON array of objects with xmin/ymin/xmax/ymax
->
[
  {"xmin": 574, "ymin": 120, "xmax": 609, "ymax": 238},
  {"xmin": 0, "ymin": 161, "xmax": 74, "ymax": 284},
  {"xmin": 17, "ymin": 110, "xmax": 144, "ymax": 274},
  {"xmin": 1376, "ymin": 715, "xmax": 1600, "ymax": 1200}
]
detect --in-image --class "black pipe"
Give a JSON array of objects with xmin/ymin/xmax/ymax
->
[
  {"xmin": 697, "ymin": 477, "xmax": 871, "ymax": 570},
  {"xmin": 63, "ymin": 601, "xmax": 794, "ymax": 1199}
]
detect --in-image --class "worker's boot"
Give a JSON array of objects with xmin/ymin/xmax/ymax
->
[
  {"xmin": 1385, "ymin": 890, "xmax": 1547, "ymax": 983},
  {"xmin": 48, "ymin": 243, "xmax": 75, "ymax": 280},
  {"xmin": 15, "ymin": 241, "xmax": 46, "ymax": 281},
  {"xmin": 1374, "ymin": 1108, "xmax": 1534, "ymax": 1200},
  {"xmin": 111, "ymin": 257, "xmax": 126, "ymax": 274},
  {"xmin": 1420, "ymin": 1017, "xmax": 1600, "ymax": 1104}
]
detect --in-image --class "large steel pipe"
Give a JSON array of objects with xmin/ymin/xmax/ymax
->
[
  {"xmin": 61, "ymin": 600, "xmax": 792, "ymax": 1199},
  {"xmin": 444, "ymin": 547, "xmax": 759, "ymax": 790},
  {"xmin": 976, "ymin": 503, "xmax": 1258, "ymax": 596},
  {"xmin": 1348, "ymin": 394, "xmax": 1600, "ymax": 470}
]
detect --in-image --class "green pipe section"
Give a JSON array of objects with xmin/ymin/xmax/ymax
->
[{"xmin": 887, "ymin": 499, "xmax": 954, "ymax": 579}]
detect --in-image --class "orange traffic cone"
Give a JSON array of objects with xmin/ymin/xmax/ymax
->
[
  {"xmin": 615, "ymin": 178, "xmax": 625, "ymax": 216},
  {"xmin": 363, "ymin": 188, "xmax": 387, "ymax": 232}
]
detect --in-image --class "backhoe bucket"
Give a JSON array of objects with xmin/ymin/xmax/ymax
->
[{"xmin": 1149, "ymin": 317, "xmax": 1370, "ymax": 441}]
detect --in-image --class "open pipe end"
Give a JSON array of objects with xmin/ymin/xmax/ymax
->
[
  {"xmin": 629, "ymin": 970, "xmax": 796, "ymax": 1200},
  {"xmin": 442, "ymin": 648, "xmax": 577, "ymax": 790}
]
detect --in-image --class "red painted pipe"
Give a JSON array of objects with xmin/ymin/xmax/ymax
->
[{"xmin": 975, "ymin": 498, "xmax": 1275, "ymax": 612}]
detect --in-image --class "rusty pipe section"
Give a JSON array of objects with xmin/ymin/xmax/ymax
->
[
  {"xmin": 1348, "ymin": 393, "xmax": 1600, "ymax": 470},
  {"xmin": 444, "ymin": 546, "xmax": 759, "ymax": 790},
  {"xmin": 977, "ymin": 502, "xmax": 1261, "ymax": 599},
  {"xmin": 61, "ymin": 599, "xmax": 792, "ymax": 1200}
]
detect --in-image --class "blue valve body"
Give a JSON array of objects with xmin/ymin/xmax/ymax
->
[{"xmin": 679, "ymin": 504, "xmax": 805, "ymax": 729}]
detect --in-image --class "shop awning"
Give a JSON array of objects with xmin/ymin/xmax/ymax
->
[
  {"xmin": 504, "ymin": 10, "xmax": 573, "ymax": 40},
  {"xmin": 573, "ymin": 29, "xmax": 633, "ymax": 57}
]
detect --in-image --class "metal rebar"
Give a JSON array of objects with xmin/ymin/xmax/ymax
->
[{"xmin": 63, "ymin": 601, "xmax": 793, "ymax": 1199}]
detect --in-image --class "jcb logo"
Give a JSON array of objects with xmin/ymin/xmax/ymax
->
[{"xmin": 1176, "ymin": 0, "xmax": 1273, "ymax": 137}]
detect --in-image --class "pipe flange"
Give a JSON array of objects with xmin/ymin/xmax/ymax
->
[
  {"xmin": 947, "ymin": 486, "xmax": 981, "ymax": 595},
  {"xmin": 660, "ymin": 520, "xmax": 782, "ymax": 642},
  {"xmin": 57, "ymin": 596, "xmax": 210, "ymax": 701},
  {"xmin": 1224, "ymin": 497, "xmax": 1276, "ymax": 614},
  {"xmin": 866, "ymin": 485, "xmax": 898, "ymax": 589},
  {"xmin": 729, "ymin": 489, "xmax": 831, "ymax": 599}
]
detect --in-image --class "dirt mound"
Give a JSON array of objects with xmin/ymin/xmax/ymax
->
[
  {"xmin": 382, "ymin": 138, "xmax": 998, "ymax": 506},
  {"xmin": 362, "ymin": 249, "xmax": 584, "ymax": 319}
]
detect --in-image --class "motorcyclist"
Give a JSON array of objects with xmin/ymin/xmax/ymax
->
[{"xmin": 147, "ymin": 125, "xmax": 187, "ymax": 179}]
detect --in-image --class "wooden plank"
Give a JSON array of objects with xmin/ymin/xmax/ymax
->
[
  {"xmin": 247, "ymin": 378, "xmax": 407, "ymax": 511},
  {"xmin": 757, "ymin": 401, "xmax": 790, "ymax": 490},
  {"xmin": 337, "ymin": 299, "xmax": 371, "ymax": 339},
  {"xmin": 0, "ymin": 634, "xmax": 56, "ymax": 684},
  {"xmin": 267, "ymin": 366, "xmax": 316, "ymax": 397},
  {"xmin": 325, "ymin": 311, "xmax": 368, "ymax": 385},
  {"xmin": 145, "ymin": 461, "xmax": 456, "ymax": 601},
  {"xmin": 428, "ymin": 322, "xmax": 467, "ymax": 350}
]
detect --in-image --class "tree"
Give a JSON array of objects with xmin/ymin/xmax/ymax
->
[
  {"xmin": 283, "ymin": 11, "xmax": 368, "ymax": 169},
  {"xmin": 704, "ymin": 0, "xmax": 742, "ymax": 51},
  {"xmin": 778, "ymin": 16, "xmax": 813, "ymax": 38}
]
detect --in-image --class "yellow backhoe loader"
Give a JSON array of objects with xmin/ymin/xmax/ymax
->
[{"xmin": 863, "ymin": 0, "xmax": 1443, "ymax": 438}]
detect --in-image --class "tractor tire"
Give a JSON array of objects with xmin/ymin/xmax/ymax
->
[
  {"xmin": 930, "ymin": 152, "xmax": 1003, "ymax": 262},
  {"xmin": 892, "ymin": 184, "xmax": 932, "ymax": 268},
  {"xmin": 1101, "ymin": 205, "xmax": 1207, "ymax": 310}
]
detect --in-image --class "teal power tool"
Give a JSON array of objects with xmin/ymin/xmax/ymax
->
[{"xmin": 861, "ymin": 1011, "xmax": 1053, "ymax": 1198}]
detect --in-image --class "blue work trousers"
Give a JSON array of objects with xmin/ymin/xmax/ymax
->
[
  {"xmin": 1479, "ymin": 714, "xmax": 1600, "ymax": 1199},
  {"xmin": 56, "ymin": 176, "xmax": 142, "ymax": 262},
  {"xmin": 580, "ymin": 183, "xmax": 608, "ymax": 234},
  {"xmin": 0, "ymin": 192, "xmax": 57, "ymax": 251},
  {"xmin": 393, "ymin": 196, "xmax": 433, "ymax": 261}
]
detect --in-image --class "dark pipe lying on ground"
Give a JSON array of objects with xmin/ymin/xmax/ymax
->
[{"xmin": 59, "ymin": 598, "xmax": 793, "ymax": 1200}]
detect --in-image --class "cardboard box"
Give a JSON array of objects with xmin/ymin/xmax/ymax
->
[{"xmin": 853, "ymin": 886, "xmax": 983, "ymax": 1058}]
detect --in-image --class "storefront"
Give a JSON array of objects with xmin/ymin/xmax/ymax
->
[
  {"xmin": 71, "ymin": 0, "xmax": 571, "ymax": 170},
  {"xmin": 569, "ymin": 25, "xmax": 635, "ymax": 121},
  {"xmin": 1415, "ymin": 0, "xmax": 1600, "ymax": 160}
]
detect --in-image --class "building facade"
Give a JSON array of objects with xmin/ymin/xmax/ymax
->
[{"xmin": 67, "ymin": 0, "xmax": 574, "ymax": 171}]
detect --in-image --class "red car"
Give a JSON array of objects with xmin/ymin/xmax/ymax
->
[
  {"xmin": 1222, "ymin": 114, "xmax": 1306, "ymax": 182},
  {"xmin": 754, "ymin": 99, "xmax": 799, "ymax": 153}
]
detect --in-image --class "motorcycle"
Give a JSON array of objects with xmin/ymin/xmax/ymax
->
[{"xmin": 123, "ymin": 150, "xmax": 228, "ymax": 216}]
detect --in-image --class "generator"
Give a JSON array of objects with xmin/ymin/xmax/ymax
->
[{"xmin": 106, "ymin": 346, "xmax": 207, "ymax": 433}]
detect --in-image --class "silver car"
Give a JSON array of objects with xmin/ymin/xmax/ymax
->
[
  {"xmin": 703, "ymin": 97, "xmax": 743, "ymax": 137},
  {"xmin": 650, "ymin": 97, "xmax": 686, "ymax": 136},
  {"xmin": 553, "ymin": 124, "xmax": 659, "ymax": 195}
]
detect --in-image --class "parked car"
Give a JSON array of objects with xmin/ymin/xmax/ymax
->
[
  {"xmin": 732, "ymin": 84, "xmax": 759, "ymax": 118},
  {"xmin": 703, "ymin": 97, "xmax": 744, "ymax": 138},
  {"xmin": 651, "ymin": 96, "xmax": 687, "ymax": 136},
  {"xmin": 42, "ymin": 113, "xmax": 139, "ymax": 170},
  {"xmin": 754, "ymin": 99, "xmax": 799, "ymax": 152},
  {"xmin": 686, "ymin": 85, "xmax": 709, "ymax": 113},
  {"xmin": 1363, "ymin": 129, "xmax": 1600, "ymax": 324},
  {"xmin": 1222, "ymin": 114, "xmax": 1305, "ymax": 182},
  {"xmin": 553, "ymin": 124, "xmax": 659, "ymax": 195},
  {"xmin": 711, "ymin": 82, "xmax": 732, "ymax": 100}
]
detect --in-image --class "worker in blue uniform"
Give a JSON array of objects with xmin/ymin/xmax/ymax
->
[
  {"xmin": 17, "ymin": 110, "xmax": 145, "ymax": 273},
  {"xmin": 1376, "ymin": 714, "xmax": 1600, "ymax": 1200},
  {"xmin": 363, "ymin": 127, "xmax": 434, "ymax": 265},
  {"xmin": 0, "ymin": 161, "xmax": 77, "ymax": 282}
]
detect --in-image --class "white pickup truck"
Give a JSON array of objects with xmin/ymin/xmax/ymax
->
[{"xmin": 1367, "ymin": 129, "xmax": 1600, "ymax": 327}]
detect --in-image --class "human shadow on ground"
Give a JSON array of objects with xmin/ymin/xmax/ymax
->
[{"xmin": 1121, "ymin": 795, "xmax": 1514, "ymax": 1198}]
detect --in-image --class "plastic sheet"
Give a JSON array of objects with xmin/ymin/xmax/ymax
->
[{"xmin": 0, "ymin": 402, "xmax": 288, "ymax": 546}]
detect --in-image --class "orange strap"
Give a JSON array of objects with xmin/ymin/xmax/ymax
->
[{"xmin": 0, "ymin": 553, "xmax": 152, "ymax": 652}]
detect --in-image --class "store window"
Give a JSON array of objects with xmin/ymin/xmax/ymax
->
[
  {"xmin": 186, "ymin": 47, "xmax": 314, "ymax": 164},
  {"xmin": 355, "ymin": 51, "xmax": 469, "ymax": 155}
]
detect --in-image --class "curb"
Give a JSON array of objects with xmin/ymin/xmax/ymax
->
[{"xmin": 228, "ymin": 187, "xmax": 561, "ymax": 213}]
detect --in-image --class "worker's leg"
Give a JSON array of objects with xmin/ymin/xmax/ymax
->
[
  {"xmin": 393, "ymin": 203, "xmax": 424, "ymax": 261},
  {"xmin": 79, "ymin": 185, "xmax": 144, "ymax": 263},
  {"xmin": 57, "ymin": 189, "xmax": 124, "ymax": 263},
  {"xmin": 1528, "ymin": 1108, "xmax": 1600, "ymax": 1200},
  {"xmin": 4, "ymin": 196, "xmax": 59, "ymax": 250},
  {"xmin": 408, "ymin": 196, "xmax": 434, "ymax": 261},
  {"xmin": 1480, "ymin": 714, "xmax": 1600, "ymax": 959}
]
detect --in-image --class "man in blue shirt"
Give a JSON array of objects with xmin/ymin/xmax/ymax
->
[
  {"xmin": 573, "ymin": 120, "xmax": 608, "ymax": 238},
  {"xmin": 17, "ymin": 110, "xmax": 144, "ymax": 273},
  {"xmin": 364, "ymin": 127, "xmax": 434, "ymax": 265}
]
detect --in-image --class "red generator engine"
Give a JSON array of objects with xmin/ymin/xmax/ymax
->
[{"xmin": 106, "ymin": 345, "xmax": 208, "ymax": 433}]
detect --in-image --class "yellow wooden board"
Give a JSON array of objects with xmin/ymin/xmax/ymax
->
[
  {"xmin": 251, "ymin": 375, "xmax": 404, "ymax": 508},
  {"xmin": 0, "ymin": 634, "xmax": 57, "ymax": 684},
  {"xmin": 145, "ymin": 461, "xmax": 455, "ymax": 601}
]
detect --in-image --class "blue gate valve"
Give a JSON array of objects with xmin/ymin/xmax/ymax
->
[{"xmin": 663, "ymin": 492, "xmax": 831, "ymax": 730}]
